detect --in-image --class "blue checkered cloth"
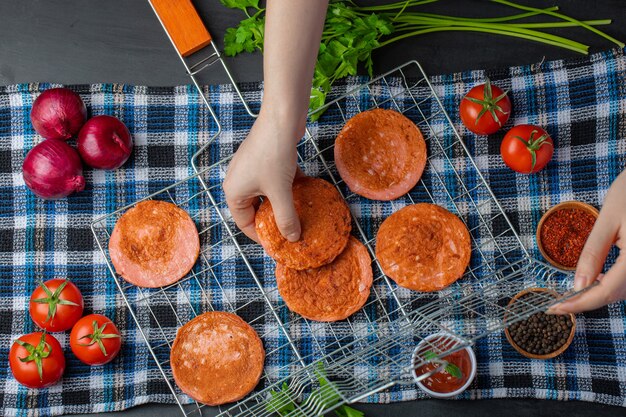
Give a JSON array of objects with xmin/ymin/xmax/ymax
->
[{"xmin": 1, "ymin": 47, "xmax": 626, "ymax": 416}]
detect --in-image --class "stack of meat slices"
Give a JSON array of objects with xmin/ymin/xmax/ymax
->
[
  {"xmin": 256, "ymin": 109, "xmax": 472, "ymax": 323},
  {"xmin": 256, "ymin": 177, "xmax": 373, "ymax": 322}
]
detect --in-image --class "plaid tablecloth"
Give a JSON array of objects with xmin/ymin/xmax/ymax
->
[{"xmin": 1, "ymin": 47, "xmax": 625, "ymax": 416}]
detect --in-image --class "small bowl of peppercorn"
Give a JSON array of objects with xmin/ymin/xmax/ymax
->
[
  {"xmin": 505, "ymin": 288, "xmax": 576, "ymax": 359},
  {"xmin": 536, "ymin": 201, "xmax": 599, "ymax": 271}
]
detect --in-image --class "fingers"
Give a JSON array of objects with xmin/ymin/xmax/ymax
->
[
  {"xmin": 550, "ymin": 256, "xmax": 626, "ymax": 314},
  {"xmin": 266, "ymin": 187, "xmax": 301, "ymax": 242},
  {"xmin": 226, "ymin": 196, "xmax": 260, "ymax": 243},
  {"xmin": 572, "ymin": 212, "xmax": 617, "ymax": 291},
  {"xmin": 547, "ymin": 214, "xmax": 618, "ymax": 315}
]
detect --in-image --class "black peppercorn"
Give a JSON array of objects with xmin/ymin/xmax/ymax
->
[{"xmin": 507, "ymin": 292, "xmax": 574, "ymax": 356}]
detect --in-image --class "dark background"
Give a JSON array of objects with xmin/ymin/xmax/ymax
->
[{"xmin": 1, "ymin": 0, "xmax": 625, "ymax": 416}]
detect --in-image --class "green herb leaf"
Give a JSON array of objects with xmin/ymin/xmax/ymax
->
[
  {"xmin": 220, "ymin": 0, "xmax": 259, "ymax": 12},
  {"xmin": 223, "ymin": 14, "xmax": 265, "ymax": 57},
  {"xmin": 445, "ymin": 362, "xmax": 463, "ymax": 379},
  {"xmin": 422, "ymin": 350, "xmax": 438, "ymax": 361},
  {"xmin": 266, "ymin": 382, "xmax": 297, "ymax": 416},
  {"xmin": 311, "ymin": 362, "xmax": 362, "ymax": 417},
  {"xmin": 309, "ymin": 89, "xmax": 328, "ymax": 122},
  {"xmin": 224, "ymin": 28, "xmax": 244, "ymax": 56},
  {"xmin": 337, "ymin": 405, "xmax": 365, "ymax": 417},
  {"xmin": 423, "ymin": 350, "xmax": 463, "ymax": 379},
  {"xmin": 264, "ymin": 362, "xmax": 364, "ymax": 417},
  {"xmin": 313, "ymin": 362, "xmax": 340, "ymax": 407}
]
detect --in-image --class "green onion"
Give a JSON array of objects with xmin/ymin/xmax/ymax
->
[
  {"xmin": 220, "ymin": 0, "xmax": 624, "ymax": 118},
  {"xmin": 492, "ymin": 0, "xmax": 625, "ymax": 48}
]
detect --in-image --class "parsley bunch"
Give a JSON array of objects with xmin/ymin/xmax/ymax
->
[
  {"xmin": 222, "ymin": 0, "xmax": 265, "ymax": 56},
  {"xmin": 220, "ymin": 0, "xmax": 623, "ymax": 120}
]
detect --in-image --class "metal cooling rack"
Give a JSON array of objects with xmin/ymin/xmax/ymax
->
[{"xmin": 91, "ymin": 60, "xmax": 588, "ymax": 417}]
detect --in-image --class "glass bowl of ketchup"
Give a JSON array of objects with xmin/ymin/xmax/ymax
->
[{"xmin": 411, "ymin": 332, "xmax": 477, "ymax": 398}]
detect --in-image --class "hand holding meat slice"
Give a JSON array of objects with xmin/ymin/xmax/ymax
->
[
  {"xmin": 255, "ymin": 177, "xmax": 352, "ymax": 270},
  {"xmin": 223, "ymin": 110, "xmax": 304, "ymax": 243},
  {"xmin": 223, "ymin": 0, "xmax": 329, "ymax": 243}
]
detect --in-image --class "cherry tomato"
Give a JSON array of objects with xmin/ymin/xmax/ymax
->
[
  {"xmin": 460, "ymin": 78, "xmax": 511, "ymax": 135},
  {"xmin": 70, "ymin": 314, "xmax": 122, "ymax": 366},
  {"xmin": 9, "ymin": 332, "xmax": 65, "ymax": 388},
  {"xmin": 29, "ymin": 278, "xmax": 84, "ymax": 332},
  {"xmin": 500, "ymin": 125, "xmax": 554, "ymax": 174}
]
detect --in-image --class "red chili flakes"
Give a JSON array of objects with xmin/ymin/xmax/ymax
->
[{"xmin": 540, "ymin": 208, "xmax": 596, "ymax": 268}]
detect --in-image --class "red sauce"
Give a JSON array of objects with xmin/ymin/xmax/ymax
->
[{"xmin": 415, "ymin": 346, "xmax": 472, "ymax": 393}]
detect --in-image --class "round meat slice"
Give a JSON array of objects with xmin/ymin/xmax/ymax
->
[
  {"xmin": 334, "ymin": 108, "xmax": 427, "ymax": 201},
  {"xmin": 170, "ymin": 312, "xmax": 265, "ymax": 406},
  {"xmin": 375, "ymin": 203, "xmax": 471, "ymax": 292},
  {"xmin": 255, "ymin": 177, "xmax": 351, "ymax": 270},
  {"xmin": 276, "ymin": 237, "xmax": 373, "ymax": 322},
  {"xmin": 109, "ymin": 200, "xmax": 200, "ymax": 288}
]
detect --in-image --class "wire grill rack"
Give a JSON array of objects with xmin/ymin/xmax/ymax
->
[
  {"xmin": 91, "ymin": 60, "xmax": 585, "ymax": 417},
  {"xmin": 146, "ymin": 0, "xmax": 259, "ymax": 127}
]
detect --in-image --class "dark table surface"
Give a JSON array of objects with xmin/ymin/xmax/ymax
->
[{"xmin": 1, "ymin": 1, "xmax": 625, "ymax": 416}]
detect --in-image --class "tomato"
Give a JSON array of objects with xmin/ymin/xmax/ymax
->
[
  {"xmin": 460, "ymin": 78, "xmax": 511, "ymax": 135},
  {"xmin": 9, "ymin": 332, "xmax": 65, "ymax": 388},
  {"xmin": 500, "ymin": 125, "xmax": 554, "ymax": 174},
  {"xmin": 70, "ymin": 314, "xmax": 122, "ymax": 366},
  {"xmin": 29, "ymin": 278, "xmax": 84, "ymax": 332}
]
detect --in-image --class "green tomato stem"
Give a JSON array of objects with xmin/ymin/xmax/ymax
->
[{"xmin": 15, "ymin": 332, "xmax": 51, "ymax": 381}]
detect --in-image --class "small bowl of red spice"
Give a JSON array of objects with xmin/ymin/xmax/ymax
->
[
  {"xmin": 536, "ymin": 201, "xmax": 599, "ymax": 271},
  {"xmin": 412, "ymin": 332, "xmax": 477, "ymax": 398}
]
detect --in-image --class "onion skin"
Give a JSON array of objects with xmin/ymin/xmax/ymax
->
[
  {"xmin": 23, "ymin": 140, "xmax": 85, "ymax": 200},
  {"xmin": 77, "ymin": 115, "xmax": 133, "ymax": 170},
  {"xmin": 30, "ymin": 88, "xmax": 87, "ymax": 141}
]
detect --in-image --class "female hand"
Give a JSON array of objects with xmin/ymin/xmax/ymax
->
[
  {"xmin": 223, "ymin": 0, "xmax": 328, "ymax": 243},
  {"xmin": 549, "ymin": 170, "xmax": 626, "ymax": 314},
  {"xmin": 223, "ymin": 109, "xmax": 303, "ymax": 243}
]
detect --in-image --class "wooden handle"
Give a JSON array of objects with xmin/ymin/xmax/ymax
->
[{"xmin": 149, "ymin": 0, "xmax": 212, "ymax": 57}]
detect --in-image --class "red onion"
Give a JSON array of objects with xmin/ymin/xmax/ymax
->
[
  {"xmin": 30, "ymin": 88, "xmax": 87, "ymax": 141},
  {"xmin": 77, "ymin": 115, "xmax": 133, "ymax": 170},
  {"xmin": 23, "ymin": 140, "xmax": 85, "ymax": 199}
]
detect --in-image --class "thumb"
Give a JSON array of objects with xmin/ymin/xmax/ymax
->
[
  {"xmin": 266, "ymin": 187, "xmax": 301, "ymax": 242},
  {"xmin": 572, "ymin": 213, "xmax": 616, "ymax": 291}
]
